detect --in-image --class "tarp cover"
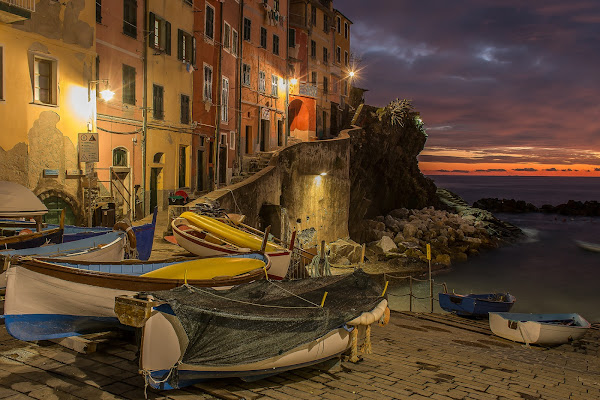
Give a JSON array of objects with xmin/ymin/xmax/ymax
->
[
  {"xmin": 146, "ymin": 269, "xmax": 384, "ymax": 367},
  {"xmin": 0, "ymin": 181, "xmax": 47, "ymax": 217}
]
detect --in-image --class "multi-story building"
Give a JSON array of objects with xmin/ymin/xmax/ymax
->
[
  {"xmin": 144, "ymin": 0, "xmax": 195, "ymax": 213},
  {"xmin": 288, "ymin": 0, "xmax": 334, "ymax": 141},
  {"xmin": 0, "ymin": 0, "xmax": 97, "ymax": 225},
  {"xmin": 240, "ymin": 0, "xmax": 289, "ymax": 161},
  {"xmin": 95, "ymin": 0, "xmax": 145, "ymax": 220},
  {"xmin": 330, "ymin": 8, "xmax": 351, "ymax": 135},
  {"xmin": 193, "ymin": 0, "xmax": 241, "ymax": 190}
]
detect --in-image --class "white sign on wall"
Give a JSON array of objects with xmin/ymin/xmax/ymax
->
[
  {"xmin": 261, "ymin": 108, "xmax": 271, "ymax": 121},
  {"xmin": 78, "ymin": 133, "xmax": 99, "ymax": 162}
]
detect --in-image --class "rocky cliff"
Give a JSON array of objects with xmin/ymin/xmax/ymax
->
[{"xmin": 348, "ymin": 100, "xmax": 440, "ymax": 243}]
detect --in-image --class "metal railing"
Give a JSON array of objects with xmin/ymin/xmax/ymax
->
[{"xmin": 0, "ymin": 0, "xmax": 36, "ymax": 12}]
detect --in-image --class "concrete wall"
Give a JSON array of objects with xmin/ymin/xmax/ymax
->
[{"xmin": 201, "ymin": 126, "xmax": 360, "ymax": 248}]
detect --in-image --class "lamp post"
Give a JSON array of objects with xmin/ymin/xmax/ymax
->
[{"xmin": 88, "ymin": 79, "xmax": 115, "ymax": 102}]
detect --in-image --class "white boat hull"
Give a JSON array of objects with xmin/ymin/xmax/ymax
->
[
  {"xmin": 140, "ymin": 299, "xmax": 388, "ymax": 389},
  {"xmin": 172, "ymin": 221, "xmax": 290, "ymax": 279},
  {"xmin": 489, "ymin": 312, "xmax": 591, "ymax": 346}
]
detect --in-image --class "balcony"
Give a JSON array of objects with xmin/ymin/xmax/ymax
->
[{"xmin": 0, "ymin": 0, "xmax": 35, "ymax": 24}]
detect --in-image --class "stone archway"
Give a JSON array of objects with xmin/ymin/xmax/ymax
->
[
  {"xmin": 37, "ymin": 189, "xmax": 81, "ymax": 225},
  {"xmin": 288, "ymin": 98, "xmax": 314, "ymax": 141}
]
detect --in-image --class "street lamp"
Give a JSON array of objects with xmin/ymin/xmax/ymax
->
[
  {"xmin": 290, "ymin": 78, "xmax": 298, "ymax": 85},
  {"xmin": 88, "ymin": 79, "xmax": 115, "ymax": 102}
]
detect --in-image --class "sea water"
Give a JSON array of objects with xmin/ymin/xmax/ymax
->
[{"xmin": 387, "ymin": 175, "xmax": 600, "ymax": 323}]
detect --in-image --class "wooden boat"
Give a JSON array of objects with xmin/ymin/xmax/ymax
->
[
  {"xmin": 0, "ymin": 231, "xmax": 127, "ymax": 262},
  {"xmin": 114, "ymin": 270, "xmax": 389, "ymax": 389},
  {"xmin": 172, "ymin": 212, "xmax": 291, "ymax": 279},
  {"xmin": 489, "ymin": 312, "xmax": 591, "ymax": 346},
  {"xmin": 575, "ymin": 240, "xmax": 600, "ymax": 253},
  {"xmin": 2, "ymin": 252, "xmax": 271, "ymax": 341},
  {"xmin": 439, "ymin": 292, "xmax": 516, "ymax": 317}
]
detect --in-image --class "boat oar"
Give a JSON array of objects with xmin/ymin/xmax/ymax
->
[{"xmin": 260, "ymin": 225, "xmax": 271, "ymax": 252}]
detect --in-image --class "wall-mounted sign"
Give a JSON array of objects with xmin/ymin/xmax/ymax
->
[
  {"xmin": 261, "ymin": 108, "xmax": 270, "ymax": 121},
  {"xmin": 43, "ymin": 169, "xmax": 59, "ymax": 178},
  {"xmin": 78, "ymin": 133, "xmax": 99, "ymax": 163}
]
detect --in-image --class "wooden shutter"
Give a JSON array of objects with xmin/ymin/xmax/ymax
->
[
  {"xmin": 149, "ymin": 12, "xmax": 155, "ymax": 48},
  {"xmin": 165, "ymin": 21, "xmax": 171, "ymax": 55},
  {"xmin": 177, "ymin": 29, "xmax": 183, "ymax": 61},
  {"xmin": 192, "ymin": 36, "xmax": 196, "ymax": 66}
]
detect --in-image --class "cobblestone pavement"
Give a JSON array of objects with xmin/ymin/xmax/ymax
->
[{"xmin": 1, "ymin": 311, "xmax": 599, "ymax": 400}]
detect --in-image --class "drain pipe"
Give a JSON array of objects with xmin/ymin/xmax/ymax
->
[
  {"xmin": 212, "ymin": 0, "xmax": 224, "ymax": 190},
  {"xmin": 237, "ymin": 0, "xmax": 244, "ymax": 172},
  {"xmin": 141, "ymin": 0, "xmax": 149, "ymax": 216}
]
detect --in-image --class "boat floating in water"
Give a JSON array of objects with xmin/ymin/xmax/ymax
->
[
  {"xmin": 114, "ymin": 269, "xmax": 390, "ymax": 389},
  {"xmin": 574, "ymin": 240, "xmax": 600, "ymax": 253},
  {"xmin": 489, "ymin": 312, "xmax": 591, "ymax": 346},
  {"xmin": 3, "ymin": 252, "xmax": 271, "ymax": 341},
  {"xmin": 439, "ymin": 292, "xmax": 516, "ymax": 317}
]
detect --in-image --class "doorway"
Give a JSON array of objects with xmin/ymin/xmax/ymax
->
[
  {"xmin": 197, "ymin": 149, "xmax": 205, "ymax": 191},
  {"xmin": 260, "ymin": 119, "xmax": 269, "ymax": 151},
  {"xmin": 150, "ymin": 167, "xmax": 162, "ymax": 211},
  {"xmin": 277, "ymin": 119, "xmax": 284, "ymax": 146},
  {"xmin": 245, "ymin": 125, "xmax": 252, "ymax": 154},
  {"xmin": 219, "ymin": 145, "xmax": 227, "ymax": 184}
]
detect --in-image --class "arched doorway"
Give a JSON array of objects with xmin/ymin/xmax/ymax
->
[
  {"xmin": 288, "ymin": 98, "xmax": 314, "ymax": 141},
  {"xmin": 38, "ymin": 191, "xmax": 78, "ymax": 225}
]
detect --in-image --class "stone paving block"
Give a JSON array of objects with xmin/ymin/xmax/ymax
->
[
  {"xmin": 0, "ymin": 387, "xmax": 20, "ymax": 399},
  {"xmin": 463, "ymin": 391, "xmax": 498, "ymax": 400},
  {"xmin": 9, "ymin": 382, "xmax": 46, "ymax": 395},
  {"xmin": 27, "ymin": 386, "xmax": 79, "ymax": 400},
  {"xmin": 2, "ymin": 394, "xmax": 33, "ymax": 400}
]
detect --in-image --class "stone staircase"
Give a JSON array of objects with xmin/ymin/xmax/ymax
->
[{"xmin": 230, "ymin": 151, "xmax": 276, "ymax": 185}]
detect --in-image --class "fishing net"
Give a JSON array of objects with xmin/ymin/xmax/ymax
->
[{"xmin": 145, "ymin": 269, "xmax": 384, "ymax": 368}]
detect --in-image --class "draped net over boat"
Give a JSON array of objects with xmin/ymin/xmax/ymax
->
[{"xmin": 144, "ymin": 269, "xmax": 385, "ymax": 368}]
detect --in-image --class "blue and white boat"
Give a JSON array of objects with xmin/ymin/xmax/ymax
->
[
  {"xmin": 439, "ymin": 292, "xmax": 516, "ymax": 317},
  {"xmin": 489, "ymin": 312, "xmax": 591, "ymax": 346},
  {"xmin": 2, "ymin": 253, "xmax": 271, "ymax": 341}
]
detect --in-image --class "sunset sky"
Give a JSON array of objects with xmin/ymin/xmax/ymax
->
[{"xmin": 342, "ymin": 1, "xmax": 600, "ymax": 176}]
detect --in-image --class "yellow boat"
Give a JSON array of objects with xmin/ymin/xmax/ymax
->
[
  {"xmin": 141, "ymin": 257, "xmax": 267, "ymax": 280},
  {"xmin": 180, "ymin": 212, "xmax": 278, "ymax": 252}
]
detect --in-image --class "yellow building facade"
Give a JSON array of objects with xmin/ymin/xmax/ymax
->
[
  {"xmin": 144, "ymin": 0, "xmax": 195, "ymax": 213},
  {"xmin": 0, "ymin": 0, "xmax": 96, "ymax": 224}
]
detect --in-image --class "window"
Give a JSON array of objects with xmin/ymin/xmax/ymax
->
[
  {"xmin": 205, "ymin": 4, "xmax": 215, "ymax": 40},
  {"xmin": 149, "ymin": 13, "xmax": 171, "ymax": 54},
  {"xmin": 177, "ymin": 29, "xmax": 196, "ymax": 64},
  {"xmin": 181, "ymin": 94, "xmax": 190, "ymax": 124},
  {"xmin": 311, "ymin": 6, "xmax": 316, "ymax": 26},
  {"xmin": 332, "ymin": 75, "xmax": 338, "ymax": 93},
  {"xmin": 224, "ymin": 22, "xmax": 231, "ymax": 51},
  {"xmin": 336, "ymin": 16, "xmax": 341, "ymax": 33},
  {"xmin": 336, "ymin": 46, "xmax": 341, "ymax": 64},
  {"xmin": 274, "ymin": 0, "xmax": 279, "ymax": 12},
  {"xmin": 243, "ymin": 18, "xmax": 251, "ymax": 41},
  {"xmin": 232, "ymin": 29, "xmax": 238, "ymax": 56},
  {"xmin": 323, "ymin": 76, "xmax": 328, "ymax": 94},
  {"xmin": 178, "ymin": 146, "xmax": 187, "ymax": 188},
  {"xmin": 260, "ymin": 27, "xmax": 267, "ymax": 48},
  {"xmin": 345, "ymin": 51, "xmax": 349, "ymax": 66},
  {"xmin": 323, "ymin": 14, "xmax": 329, "ymax": 32},
  {"xmin": 230, "ymin": 131, "xmax": 235, "ymax": 150},
  {"xmin": 34, "ymin": 57, "xmax": 56, "ymax": 105},
  {"xmin": 123, "ymin": 0, "xmax": 137, "ymax": 38},
  {"xmin": 258, "ymin": 71, "xmax": 266, "ymax": 93},
  {"xmin": 122, "ymin": 64, "xmax": 136, "ymax": 105},
  {"xmin": 203, "ymin": 64, "xmax": 213, "ymax": 101},
  {"xmin": 113, "ymin": 148, "xmax": 127, "ymax": 167},
  {"xmin": 271, "ymin": 75, "xmax": 278, "ymax": 97},
  {"xmin": 310, "ymin": 40, "xmax": 316, "ymax": 57},
  {"xmin": 221, "ymin": 77, "xmax": 229, "ymax": 122},
  {"xmin": 311, "ymin": 71, "xmax": 317, "ymax": 84},
  {"xmin": 344, "ymin": 80, "xmax": 348, "ymax": 96},
  {"xmin": 289, "ymin": 28, "xmax": 296, "ymax": 47},
  {"xmin": 96, "ymin": 0, "xmax": 102, "ymax": 23},
  {"xmin": 323, "ymin": 46, "xmax": 328, "ymax": 63},
  {"xmin": 273, "ymin": 34, "xmax": 279, "ymax": 55},
  {"xmin": 242, "ymin": 63, "xmax": 251, "ymax": 86},
  {"xmin": 153, "ymin": 84, "xmax": 164, "ymax": 119},
  {"xmin": 345, "ymin": 22, "xmax": 349, "ymax": 39}
]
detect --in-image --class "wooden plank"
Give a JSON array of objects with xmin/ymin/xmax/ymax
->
[{"xmin": 48, "ymin": 331, "xmax": 122, "ymax": 354}]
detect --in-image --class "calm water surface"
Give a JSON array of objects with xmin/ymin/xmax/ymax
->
[{"xmin": 387, "ymin": 176, "xmax": 600, "ymax": 323}]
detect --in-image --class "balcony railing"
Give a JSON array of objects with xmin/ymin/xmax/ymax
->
[{"xmin": 0, "ymin": 0, "xmax": 35, "ymax": 12}]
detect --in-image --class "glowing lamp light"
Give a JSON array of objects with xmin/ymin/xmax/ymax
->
[
  {"xmin": 100, "ymin": 89, "xmax": 115, "ymax": 101},
  {"xmin": 348, "ymin": 71, "xmax": 355, "ymax": 78},
  {"xmin": 320, "ymin": 172, "xmax": 327, "ymax": 176},
  {"xmin": 290, "ymin": 78, "xmax": 298, "ymax": 85}
]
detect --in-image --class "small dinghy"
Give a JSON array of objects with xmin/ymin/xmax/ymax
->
[
  {"xmin": 489, "ymin": 312, "xmax": 591, "ymax": 346},
  {"xmin": 575, "ymin": 240, "xmax": 600, "ymax": 253},
  {"xmin": 439, "ymin": 292, "xmax": 516, "ymax": 317}
]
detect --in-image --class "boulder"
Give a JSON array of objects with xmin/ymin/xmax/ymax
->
[
  {"xmin": 403, "ymin": 223, "xmax": 418, "ymax": 239},
  {"xmin": 434, "ymin": 254, "xmax": 452, "ymax": 267},
  {"xmin": 384, "ymin": 215, "xmax": 403, "ymax": 233},
  {"xmin": 370, "ymin": 236, "xmax": 397, "ymax": 254},
  {"xmin": 328, "ymin": 238, "xmax": 364, "ymax": 264}
]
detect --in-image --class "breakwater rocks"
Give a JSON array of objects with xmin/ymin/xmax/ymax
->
[{"xmin": 474, "ymin": 198, "xmax": 600, "ymax": 216}]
